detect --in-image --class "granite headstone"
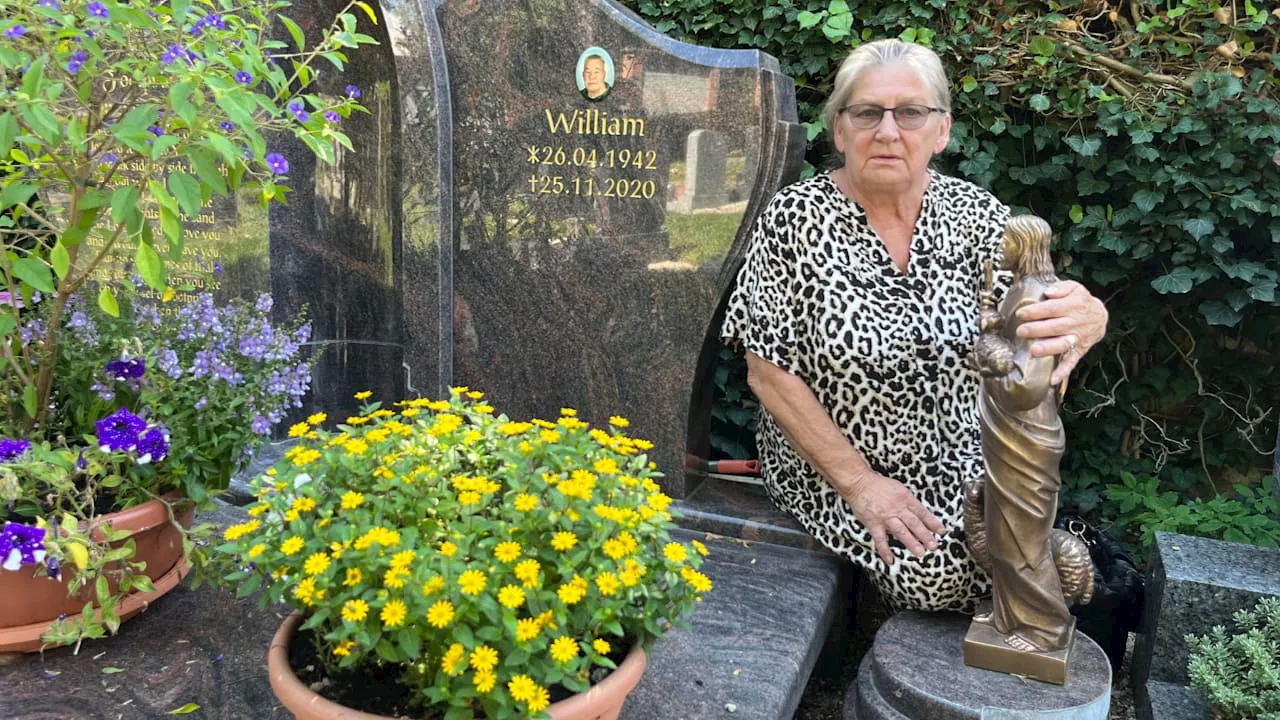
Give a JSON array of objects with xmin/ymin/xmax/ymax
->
[
  {"xmin": 1131, "ymin": 531, "xmax": 1280, "ymax": 717},
  {"xmin": 425, "ymin": 0, "xmax": 804, "ymax": 496}
]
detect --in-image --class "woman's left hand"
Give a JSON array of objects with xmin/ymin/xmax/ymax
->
[{"xmin": 1015, "ymin": 280, "xmax": 1108, "ymax": 385}]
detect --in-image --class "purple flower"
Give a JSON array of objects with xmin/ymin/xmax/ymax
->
[
  {"xmin": 156, "ymin": 347, "xmax": 182, "ymax": 379},
  {"xmin": 206, "ymin": 14, "xmax": 224, "ymax": 29},
  {"xmin": 265, "ymin": 153, "xmax": 288, "ymax": 175},
  {"xmin": 345, "ymin": 84, "xmax": 360, "ymax": 99},
  {"xmin": 67, "ymin": 50, "xmax": 87, "ymax": 74},
  {"xmin": 287, "ymin": 100, "xmax": 309, "ymax": 123},
  {"xmin": 251, "ymin": 415, "xmax": 270, "ymax": 434},
  {"xmin": 136, "ymin": 425, "xmax": 169, "ymax": 464},
  {"xmin": 293, "ymin": 324, "xmax": 311, "ymax": 344},
  {"xmin": 38, "ymin": 0, "xmax": 60, "ymax": 9},
  {"xmin": 0, "ymin": 438, "xmax": 31, "ymax": 462},
  {"xmin": 96, "ymin": 407, "xmax": 146, "ymax": 453},
  {"xmin": 90, "ymin": 379, "xmax": 115, "ymax": 402},
  {"xmin": 1, "ymin": 522, "xmax": 46, "ymax": 571},
  {"xmin": 106, "ymin": 357, "xmax": 146, "ymax": 381},
  {"xmin": 98, "ymin": 151, "xmax": 118, "ymax": 165},
  {"xmin": 162, "ymin": 45, "xmax": 180, "ymax": 64},
  {"xmin": 324, "ymin": 110, "xmax": 339, "ymax": 123},
  {"xmin": 46, "ymin": 557, "xmax": 61, "ymax": 581},
  {"xmin": 5, "ymin": 25, "xmax": 25, "ymax": 39},
  {"xmin": 147, "ymin": 125, "xmax": 164, "ymax": 137},
  {"xmin": 255, "ymin": 293, "xmax": 273, "ymax": 313},
  {"xmin": 213, "ymin": 261, "xmax": 223, "ymax": 275},
  {"xmin": 219, "ymin": 121, "xmax": 235, "ymax": 132},
  {"xmin": 235, "ymin": 70, "xmax": 252, "ymax": 85},
  {"xmin": 87, "ymin": 1, "xmax": 108, "ymax": 18}
]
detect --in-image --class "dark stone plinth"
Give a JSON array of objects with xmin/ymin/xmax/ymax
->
[
  {"xmin": 845, "ymin": 612, "xmax": 1111, "ymax": 720},
  {"xmin": 622, "ymin": 532, "xmax": 845, "ymax": 720},
  {"xmin": 1131, "ymin": 532, "xmax": 1280, "ymax": 720},
  {"xmin": 674, "ymin": 476, "xmax": 820, "ymax": 551},
  {"xmin": 0, "ymin": 586, "xmax": 287, "ymax": 720},
  {"xmin": 1136, "ymin": 682, "xmax": 1212, "ymax": 720},
  {"xmin": 1132, "ymin": 532, "xmax": 1280, "ymax": 688}
]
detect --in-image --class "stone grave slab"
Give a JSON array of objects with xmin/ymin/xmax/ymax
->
[
  {"xmin": 428, "ymin": 0, "xmax": 805, "ymax": 497},
  {"xmin": 1131, "ymin": 531, "xmax": 1280, "ymax": 718},
  {"xmin": 1136, "ymin": 682, "xmax": 1211, "ymax": 720},
  {"xmin": 845, "ymin": 612, "xmax": 1112, "ymax": 720}
]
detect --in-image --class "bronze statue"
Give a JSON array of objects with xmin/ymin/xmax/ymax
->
[{"xmin": 963, "ymin": 215, "xmax": 1095, "ymax": 685}]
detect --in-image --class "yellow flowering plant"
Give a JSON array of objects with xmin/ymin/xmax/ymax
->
[{"xmin": 216, "ymin": 388, "xmax": 711, "ymax": 719}]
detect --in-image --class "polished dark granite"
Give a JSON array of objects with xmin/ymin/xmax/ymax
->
[
  {"xmin": 622, "ymin": 531, "xmax": 845, "ymax": 720},
  {"xmin": 433, "ymin": 0, "xmax": 803, "ymax": 498},
  {"xmin": 2, "ymin": 511, "xmax": 841, "ymax": 720},
  {"xmin": 845, "ymin": 612, "xmax": 1112, "ymax": 720},
  {"xmin": 674, "ymin": 476, "xmax": 820, "ymax": 551},
  {"xmin": 267, "ymin": 0, "xmax": 409, "ymax": 421},
  {"xmin": 1131, "ymin": 532, "xmax": 1280, "ymax": 718},
  {"xmin": 1137, "ymin": 682, "xmax": 1212, "ymax": 720}
]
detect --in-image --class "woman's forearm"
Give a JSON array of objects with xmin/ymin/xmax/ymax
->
[{"xmin": 745, "ymin": 351, "xmax": 874, "ymax": 500}]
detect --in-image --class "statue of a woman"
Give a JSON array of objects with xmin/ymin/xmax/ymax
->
[{"xmin": 965, "ymin": 216, "xmax": 1094, "ymax": 679}]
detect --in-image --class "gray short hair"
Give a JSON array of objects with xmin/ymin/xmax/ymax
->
[{"xmin": 823, "ymin": 39, "xmax": 951, "ymax": 136}]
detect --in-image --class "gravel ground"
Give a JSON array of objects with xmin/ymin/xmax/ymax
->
[{"xmin": 793, "ymin": 593, "xmax": 1139, "ymax": 720}]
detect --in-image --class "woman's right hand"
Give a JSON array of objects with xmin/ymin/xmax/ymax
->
[{"xmin": 841, "ymin": 470, "xmax": 945, "ymax": 566}]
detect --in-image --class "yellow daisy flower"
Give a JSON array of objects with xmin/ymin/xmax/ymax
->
[
  {"xmin": 497, "ymin": 584, "xmax": 526, "ymax": 609},
  {"xmin": 380, "ymin": 599, "xmax": 407, "ymax": 628},
  {"xmin": 280, "ymin": 536, "xmax": 304, "ymax": 556},
  {"xmin": 550, "ymin": 636, "xmax": 578, "ymax": 664},
  {"xmin": 341, "ymin": 599, "xmax": 369, "ymax": 623},
  {"xmin": 426, "ymin": 600, "xmax": 455, "ymax": 628},
  {"xmin": 458, "ymin": 569, "xmax": 487, "ymax": 596},
  {"xmin": 494, "ymin": 541, "xmax": 521, "ymax": 563},
  {"xmin": 469, "ymin": 645, "xmax": 498, "ymax": 672},
  {"xmin": 306, "ymin": 412, "xmax": 327, "ymax": 425},
  {"xmin": 593, "ymin": 638, "xmax": 611, "ymax": 655}
]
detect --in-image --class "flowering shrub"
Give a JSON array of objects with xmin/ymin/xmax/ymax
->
[
  {"xmin": 0, "ymin": 0, "xmax": 375, "ymax": 426},
  {"xmin": 0, "ymin": 286, "xmax": 311, "ymax": 646},
  {"xmin": 218, "ymin": 390, "xmax": 711, "ymax": 719}
]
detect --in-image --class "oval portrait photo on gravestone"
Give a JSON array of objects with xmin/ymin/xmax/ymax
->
[{"xmin": 576, "ymin": 47, "xmax": 614, "ymax": 101}]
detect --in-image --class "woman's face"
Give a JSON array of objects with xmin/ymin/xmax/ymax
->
[{"xmin": 833, "ymin": 63, "xmax": 950, "ymax": 194}]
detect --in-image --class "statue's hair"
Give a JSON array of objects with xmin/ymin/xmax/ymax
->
[{"xmin": 1004, "ymin": 215, "xmax": 1056, "ymax": 279}]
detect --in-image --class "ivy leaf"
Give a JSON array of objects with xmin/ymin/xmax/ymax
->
[
  {"xmin": 1028, "ymin": 36, "xmax": 1056, "ymax": 56},
  {"xmin": 1199, "ymin": 300, "xmax": 1242, "ymax": 327},
  {"xmin": 1029, "ymin": 94, "xmax": 1051, "ymax": 111},
  {"xmin": 1151, "ymin": 267, "xmax": 1196, "ymax": 294},
  {"xmin": 1182, "ymin": 218, "xmax": 1215, "ymax": 241},
  {"xmin": 961, "ymin": 75, "xmax": 978, "ymax": 92},
  {"xmin": 1132, "ymin": 189, "xmax": 1163, "ymax": 213},
  {"xmin": 1069, "ymin": 204, "xmax": 1084, "ymax": 223},
  {"xmin": 1065, "ymin": 136, "xmax": 1102, "ymax": 157},
  {"xmin": 1248, "ymin": 279, "xmax": 1276, "ymax": 303},
  {"xmin": 795, "ymin": 10, "xmax": 823, "ymax": 29}
]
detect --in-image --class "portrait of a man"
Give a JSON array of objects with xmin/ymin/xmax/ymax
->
[{"xmin": 576, "ymin": 47, "xmax": 614, "ymax": 101}]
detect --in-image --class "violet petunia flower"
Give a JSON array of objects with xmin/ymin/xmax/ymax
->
[
  {"xmin": 0, "ymin": 438, "xmax": 31, "ymax": 462},
  {"xmin": 106, "ymin": 357, "xmax": 146, "ymax": 381},
  {"xmin": 0, "ymin": 522, "xmax": 47, "ymax": 571},
  {"xmin": 345, "ymin": 84, "xmax": 360, "ymax": 99},
  {"xmin": 67, "ymin": 50, "xmax": 87, "ymax": 74},
  {"xmin": 5, "ymin": 25, "xmax": 25, "ymax": 39},
  {"xmin": 324, "ymin": 110, "xmax": 339, "ymax": 123},
  {"xmin": 136, "ymin": 426, "xmax": 170, "ymax": 464},
  {"xmin": 96, "ymin": 407, "xmax": 146, "ymax": 453},
  {"xmin": 87, "ymin": 1, "xmax": 108, "ymax": 17},
  {"xmin": 265, "ymin": 153, "xmax": 288, "ymax": 175}
]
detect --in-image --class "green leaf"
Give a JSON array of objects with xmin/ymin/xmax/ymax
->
[
  {"xmin": 167, "ymin": 172, "xmax": 202, "ymax": 219},
  {"xmin": 98, "ymin": 285, "xmax": 120, "ymax": 317},
  {"xmin": 1151, "ymin": 267, "xmax": 1196, "ymax": 294},
  {"xmin": 1132, "ymin": 189, "xmax": 1163, "ymax": 213},
  {"xmin": 1199, "ymin": 301, "xmax": 1242, "ymax": 327},
  {"xmin": 1069, "ymin": 204, "xmax": 1083, "ymax": 223},
  {"xmin": 0, "ymin": 183, "xmax": 38, "ymax": 211},
  {"xmin": 1065, "ymin": 136, "xmax": 1102, "ymax": 157},
  {"xmin": 169, "ymin": 81, "xmax": 197, "ymax": 125},
  {"xmin": 1028, "ymin": 36, "xmax": 1056, "ymax": 56},
  {"xmin": 22, "ymin": 384, "xmax": 37, "ymax": 418},
  {"xmin": 1182, "ymin": 218, "xmax": 1215, "ymax": 241},
  {"xmin": 167, "ymin": 704, "xmax": 200, "ymax": 715},
  {"xmin": 398, "ymin": 628, "xmax": 420, "ymax": 659},
  {"xmin": 0, "ymin": 114, "xmax": 18, "ymax": 158},
  {"xmin": 961, "ymin": 75, "xmax": 978, "ymax": 93},
  {"xmin": 353, "ymin": 2, "xmax": 379, "ymax": 24},
  {"xmin": 111, "ymin": 186, "xmax": 140, "ymax": 225},
  {"xmin": 1029, "ymin": 94, "xmax": 1051, "ymax": 111},
  {"xmin": 50, "ymin": 241, "xmax": 70, "ymax": 279},
  {"xmin": 0, "ymin": 313, "xmax": 14, "ymax": 338},
  {"xmin": 135, "ymin": 240, "xmax": 166, "ymax": 290},
  {"xmin": 281, "ymin": 15, "xmax": 306, "ymax": 52},
  {"xmin": 187, "ymin": 149, "xmax": 227, "ymax": 195},
  {"xmin": 21, "ymin": 57, "xmax": 46, "ymax": 99},
  {"xmin": 12, "ymin": 258, "xmax": 54, "ymax": 293},
  {"xmin": 101, "ymin": 667, "xmax": 124, "ymax": 674}
]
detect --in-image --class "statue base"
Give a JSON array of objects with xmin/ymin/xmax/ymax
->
[
  {"xmin": 963, "ymin": 616, "xmax": 1075, "ymax": 684},
  {"xmin": 845, "ymin": 612, "xmax": 1111, "ymax": 720}
]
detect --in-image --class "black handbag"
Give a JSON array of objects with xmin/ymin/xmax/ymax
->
[{"xmin": 1054, "ymin": 514, "xmax": 1145, "ymax": 673}]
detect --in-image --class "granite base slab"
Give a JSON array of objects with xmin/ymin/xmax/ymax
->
[
  {"xmin": 1136, "ymin": 682, "xmax": 1211, "ymax": 720},
  {"xmin": 845, "ymin": 612, "xmax": 1111, "ymax": 720}
]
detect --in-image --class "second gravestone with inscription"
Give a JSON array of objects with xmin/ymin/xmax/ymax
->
[{"xmin": 426, "ymin": 0, "xmax": 804, "ymax": 495}]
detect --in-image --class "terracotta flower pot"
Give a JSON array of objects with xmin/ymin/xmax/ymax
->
[
  {"xmin": 0, "ymin": 496, "xmax": 193, "ymax": 653},
  {"xmin": 268, "ymin": 611, "xmax": 649, "ymax": 720}
]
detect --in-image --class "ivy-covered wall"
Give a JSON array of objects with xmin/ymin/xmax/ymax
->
[{"xmin": 625, "ymin": 0, "xmax": 1280, "ymax": 546}]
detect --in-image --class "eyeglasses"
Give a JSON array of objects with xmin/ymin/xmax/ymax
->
[{"xmin": 840, "ymin": 104, "xmax": 945, "ymax": 130}]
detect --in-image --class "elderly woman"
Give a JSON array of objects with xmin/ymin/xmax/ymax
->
[{"xmin": 721, "ymin": 39, "xmax": 1108, "ymax": 612}]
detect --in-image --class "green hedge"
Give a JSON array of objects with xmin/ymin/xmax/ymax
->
[{"xmin": 625, "ymin": 0, "xmax": 1280, "ymax": 546}]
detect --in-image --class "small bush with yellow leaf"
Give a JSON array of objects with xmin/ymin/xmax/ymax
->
[{"xmin": 217, "ymin": 388, "xmax": 711, "ymax": 718}]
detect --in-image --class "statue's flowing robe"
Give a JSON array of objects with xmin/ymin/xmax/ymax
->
[{"xmin": 979, "ymin": 278, "xmax": 1072, "ymax": 650}]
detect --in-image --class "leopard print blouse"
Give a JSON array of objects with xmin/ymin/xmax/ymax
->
[{"xmin": 722, "ymin": 171, "xmax": 1011, "ymax": 611}]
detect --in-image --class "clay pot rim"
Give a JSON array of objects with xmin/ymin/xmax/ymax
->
[
  {"xmin": 268, "ymin": 611, "xmax": 648, "ymax": 720},
  {"xmin": 84, "ymin": 493, "xmax": 193, "ymax": 541}
]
